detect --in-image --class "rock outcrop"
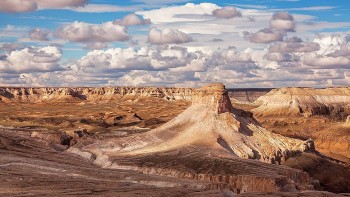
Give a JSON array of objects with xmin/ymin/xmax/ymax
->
[
  {"xmin": 254, "ymin": 87, "xmax": 350, "ymax": 119},
  {"xmin": 78, "ymin": 83, "xmax": 313, "ymax": 163},
  {"xmin": 0, "ymin": 86, "xmax": 270, "ymax": 104},
  {"xmin": 0, "ymin": 87, "xmax": 193, "ymax": 102},
  {"xmin": 228, "ymin": 88, "xmax": 271, "ymax": 103},
  {"xmin": 70, "ymin": 83, "xmax": 315, "ymax": 193}
]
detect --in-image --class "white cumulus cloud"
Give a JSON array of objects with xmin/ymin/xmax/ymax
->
[
  {"xmin": 56, "ymin": 21, "xmax": 129, "ymax": 43},
  {"xmin": 270, "ymin": 12, "xmax": 296, "ymax": 32},
  {"xmin": 148, "ymin": 28, "xmax": 193, "ymax": 45},
  {"xmin": 245, "ymin": 28, "xmax": 285, "ymax": 43},
  {"xmin": 212, "ymin": 6, "xmax": 242, "ymax": 19},
  {"xmin": 0, "ymin": 0, "xmax": 87, "ymax": 13},
  {"xmin": 114, "ymin": 14, "xmax": 151, "ymax": 26},
  {"xmin": 0, "ymin": 46, "xmax": 62, "ymax": 73}
]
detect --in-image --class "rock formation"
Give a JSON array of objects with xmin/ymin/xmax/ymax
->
[
  {"xmin": 228, "ymin": 88, "xmax": 271, "ymax": 103},
  {"xmin": 75, "ymin": 83, "xmax": 313, "ymax": 163},
  {"xmin": 68, "ymin": 83, "xmax": 316, "ymax": 193},
  {"xmin": 254, "ymin": 87, "xmax": 350, "ymax": 118},
  {"xmin": 0, "ymin": 86, "xmax": 271, "ymax": 104},
  {"xmin": 0, "ymin": 87, "xmax": 192, "ymax": 102}
]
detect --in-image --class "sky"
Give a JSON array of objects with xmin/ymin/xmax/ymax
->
[{"xmin": 0, "ymin": 0, "xmax": 349, "ymax": 88}]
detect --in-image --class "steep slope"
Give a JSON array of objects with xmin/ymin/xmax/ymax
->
[
  {"xmin": 228, "ymin": 88, "xmax": 271, "ymax": 103},
  {"xmin": 252, "ymin": 87, "xmax": 350, "ymax": 163},
  {"xmin": 70, "ymin": 83, "xmax": 316, "ymax": 193},
  {"xmin": 81, "ymin": 84, "xmax": 313, "ymax": 163},
  {"xmin": 312, "ymin": 119, "xmax": 350, "ymax": 163},
  {"xmin": 253, "ymin": 87, "xmax": 350, "ymax": 119}
]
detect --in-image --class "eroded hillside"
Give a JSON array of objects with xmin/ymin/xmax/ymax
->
[{"xmin": 1, "ymin": 85, "xmax": 349, "ymax": 195}]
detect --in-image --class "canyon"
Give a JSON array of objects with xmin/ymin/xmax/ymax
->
[{"xmin": 0, "ymin": 84, "xmax": 349, "ymax": 196}]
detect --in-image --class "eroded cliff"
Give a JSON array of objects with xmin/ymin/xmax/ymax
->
[
  {"xmin": 0, "ymin": 87, "xmax": 193, "ymax": 102},
  {"xmin": 254, "ymin": 87, "xmax": 350, "ymax": 119},
  {"xmin": 69, "ymin": 83, "xmax": 316, "ymax": 194}
]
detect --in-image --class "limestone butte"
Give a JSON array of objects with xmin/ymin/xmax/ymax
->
[
  {"xmin": 253, "ymin": 87, "xmax": 350, "ymax": 118},
  {"xmin": 252, "ymin": 87, "xmax": 350, "ymax": 163},
  {"xmin": 69, "ymin": 83, "xmax": 316, "ymax": 193},
  {"xmin": 74, "ymin": 83, "xmax": 313, "ymax": 163}
]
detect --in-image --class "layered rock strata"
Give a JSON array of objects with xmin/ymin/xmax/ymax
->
[
  {"xmin": 228, "ymin": 88, "xmax": 271, "ymax": 103},
  {"xmin": 70, "ymin": 83, "xmax": 315, "ymax": 193},
  {"xmin": 0, "ymin": 87, "xmax": 192, "ymax": 102},
  {"xmin": 254, "ymin": 87, "xmax": 350, "ymax": 118}
]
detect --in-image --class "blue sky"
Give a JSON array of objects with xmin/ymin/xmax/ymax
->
[{"xmin": 0, "ymin": 0, "xmax": 349, "ymax": 87}]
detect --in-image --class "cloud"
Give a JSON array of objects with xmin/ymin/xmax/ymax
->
[
  {"xmin": 329, "ymin": 44, "xmax": 350, "ymax": 57},
  {"xmin": 1, "ymin": 2, "xmax": 350, "ymax": 87},
  {"xmin": 148, "ymin": 28, "xmax": 193, "ymax": 45},
  {"xmin": 0, "ymin": 46, "xmax": 62, "ymax": 73},
  {"xmin": 151, "ymin": 46, "xmax": 206, "ymax": 70},
  {"xmin": 136, "ymin": 2, "xmax": 335, "ymax": 38},
  {"xmin": 70, "ymin": 45, "xmax": 208, "ymax": 76},
  {"xmin": 114, "ymin": 14, "xmax": 151, "ymax": 26},
  {"xmin": 228, "ymin": 4, "xmax": 267, "ymax": 9},
  {"xmin": 28, "ymin": 28, "xmax": 50, "ymax": 41},
  {"xmin": 0, "ymin": 0, "xmax": 37, "ymax": 13},
  {"xmin": 212, "ymin": 6, "xmax": 242, "ymax": 19},
  {"xmin": 74, "ymin": 47, "xmax": 152, "ymax": 72},
  {"xmin": 0, "ymin": 25, "xmax": 30, "ymax": 39},
  {"xmin": 0, "ymin": 0, "xmax": 86, "ymax": 13},
  {"xmin": 245, "ymin": 28, "xmax": 285, "ymax": 43},
  {"xmin": 220, "ymin": 47, "xmax": 252, "ymax": 63},
  {"xmin": 269, "ymin": 38, "xmax": 320, "ymax": 53},
  {"xmin": 0, "ymin": 43, "xmax": 25, "ymax": 52},
  {"xmin": 277, "ymin": 6, "xmax": 336, "ymax": 11},
  {"xmin": 85, "ymin": 42, "xmax": 108, "ymax": 50},
  {"xmin": 56, "ymin": 21, "xmax": 129, "ymax": 43},
  {"xmin": 270, "ymin": 12, "xmax": 295, "ymax": 32},
  {"xmin": 35, "ymin": 0, "xmax": 87, "ymax": 8},
  {"xmin": 264, "ymin": 52, "xmax": 292, "ymax": 62},
  {"xmin": 313, "ymin": 34, "xmax": 350, "ymax": 55},
  {"xmin": 302, "ymin": 53, "xmax": 350, "ymax": 69},
  {"xmin": 137, "ymin": 3, "xmax": 220, "ymax": 24}
]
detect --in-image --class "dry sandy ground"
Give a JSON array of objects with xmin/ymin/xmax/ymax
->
[
  {"xmin": 0, "ymin": 97, "xmax": 189, "ymax": 133},
  {"xmin": 2, "ymin": 128, "xmax": 348, "ymax": 197},
  {"xmin": 0, "ymin": 128, "xmax": 229, "ymax": 197},
  {"xmin": 0, "ymin": 90, "xmax": 349, "ymax": 196}
]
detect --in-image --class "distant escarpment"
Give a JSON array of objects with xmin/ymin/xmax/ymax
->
[
  {"xmin": 0, "ymin": 87, "xmax": 192, "ymax": 103},
  {"xmin": 254, "ymin": 87, "xmax": 350, "ymax": 119},
  {"xmin": 228, "ymin": 88, "xmax": 271, "ymax": 103},
  {"xmin": 0, "ymin": 87, "xmax": 270, "ymax": 103}
]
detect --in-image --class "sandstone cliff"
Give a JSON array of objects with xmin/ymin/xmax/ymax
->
[
  {"xmin": 0, "ymin": 87, "xmax": 192, "ymax": 102},
  {"xmin": 253, "ymin": 87, "xmax": 350, "ymax": 119},
  {"xmin": 228, "ymin": 88, "xmax": 271, "ymax": 103},
  {"xmin": 0, "ymin": 87, "xmax": 269, "ymax": 103}
]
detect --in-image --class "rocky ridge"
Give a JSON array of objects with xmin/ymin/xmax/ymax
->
[
  {"xmin": 228, "ymin": 88, "xmax": 271, "ymax": 103},
  {"xmin": 0, "ymin": 87, "xmax": 193, "ymax": 102},
  {"xmin": 254, "ymin": 87, "xmax": 350, "ymax": 118},
  {"xmin": 0, "ymin": 86, "xmax": 272, "ymax": 103}
]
